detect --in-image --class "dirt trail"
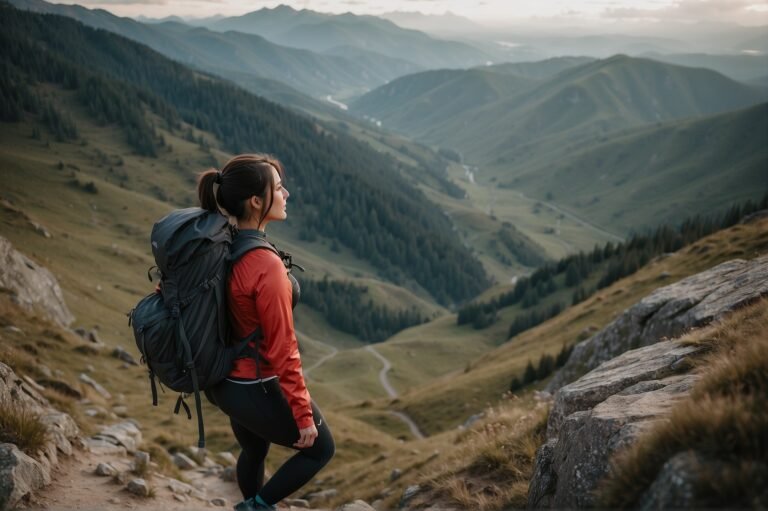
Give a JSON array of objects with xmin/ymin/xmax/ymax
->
[
  {"xmin": 365, "ymin": 345, "xmax": 426, "ymax": 440},
  {"xmin": 25, "ymin": 446, "xmax": 242, "ymax": 511}
]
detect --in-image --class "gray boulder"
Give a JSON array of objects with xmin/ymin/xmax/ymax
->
[
  {"xmin": 0, "ymin": 444, "xmax": 50, "ymax": 510},
  {"xmin": 529, "ymin": 372, "xmax": 698, "ymax": 508},
  {"xmin": 548, "ymin": 255, "xmax": 768, "ymax": 391},
  {"xmin": 0, "ymin": 236, "xmax": 74, "ymax": 327}
]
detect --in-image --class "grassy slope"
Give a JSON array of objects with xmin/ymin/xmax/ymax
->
[
  {"xmin": 379, "ymin": 216, "xmax": 768, "ymax": 435},
  {"xmin": 0, "ymin": 85, "xmax": 442, "ymax": 454},
  {"xmin": 505, "ymin": 102, "xmax": 768, "ymax": 234}
]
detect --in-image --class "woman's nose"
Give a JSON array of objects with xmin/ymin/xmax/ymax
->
[{"xmin": 284, "ymin": 188, "xmax": 290, "ymax": 199}]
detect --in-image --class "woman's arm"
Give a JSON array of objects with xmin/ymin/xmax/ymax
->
[{"xmin": 253, "ymin": 251, "xmax": 314, "ymax": 430}]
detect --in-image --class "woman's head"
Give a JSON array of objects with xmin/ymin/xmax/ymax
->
[{"xmin": 198, "ymin": 154, "xmax": 289, "ymax": 229}]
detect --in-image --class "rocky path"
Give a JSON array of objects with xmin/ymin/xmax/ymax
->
[
  {"xmin": 26, "ymin": 446, "xmax": 241, "ymax": 511},
  {"xmin": 364, "ymin": 346, "xmax": 426, "ymax": 440}
]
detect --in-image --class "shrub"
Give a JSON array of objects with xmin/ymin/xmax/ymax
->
[{"xmin": 0, "ymin": 399, "xmax": 49, "ymax": 455}]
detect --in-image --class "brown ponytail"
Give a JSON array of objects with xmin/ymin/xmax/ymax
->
[
  {"xmin": 197, "ymin": 169, "xmax": 220, "ymax": 213},
  {"xmin": 196, "ymin": 154, "xmax": 285, "ymax": 221}
]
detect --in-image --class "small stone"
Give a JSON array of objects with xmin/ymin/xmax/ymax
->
[
  {"xmin": 4, "ymin": 325, "xmax": 23, "ymax": 335},
  {"xmin": 173, "ymin": 452, "xmax": 199, "ymax": 470},
  {"xmin": 95, "ymin": 462, "xmax": 117, "ymax": 477},
  {"xmin": 210, "ymin": 497, "xmax": 228, "ymax": 507},
  {"xmin": 113, "ymin": 405, "xmax": 128, "ymax": 416},
  {"xmin": 305, "ymin": 489, "xmax": 338, "ymax": 502},
  {"xmin": 173, "ymin": 494, "xmax": 189, "ymax": 502},
  {"xmin": 400, "ymin": 485, "xmax": 421, "ymax": 507},
  {"xmin": 79, "ymin": 373, "xmax": 112, "ymax": 399},
  {"xmin": 167, "ymin": 478, "xmax": 194, "ymax": 495},
  {"xmin": 87, "ymin": 329, "xmax": 102, "ymax": 344},
  {"xmin": 336, "ymin": 500, "xmax": 376, "ymax": 511},
  {"xmin": 112, "ymin": 346, "xmax": 138, "ymax": 365},
  {"xmin": 285, "ymin": 498, "xmax": 310, "ymax": 508},
  {"xmin": 108, "ymin": 497, "xmax": 121, "ymax": 504},
  {"xmin": 134, "ymin": 451, "xmax": 150, "ymax": 471},
  {"xmin": 219, "ymin": 466, "xmax": 236, "ymax": 482},
  {"xmin": 372, "ymin": 453, "xmax": 388, "ymax": 463},
  {"xmin": 217, "ymin": 451, "xmax": 237, "ymax": 466},
  {"xmin": 126, "ymin": 478, "xmax": 150, "ymax": 497},
  {"xmin": 389, "ymin": 468, "xmax": 401, "ymax": 481}
]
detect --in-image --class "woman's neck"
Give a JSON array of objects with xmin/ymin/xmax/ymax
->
[{"xmin": 237, "ymin": 218, "xmax": 267, "ymax": 232}]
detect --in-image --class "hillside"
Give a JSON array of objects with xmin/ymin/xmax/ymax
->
[
  {"xmin": 507, "ymin": 102, "xmax": 768, "ymax": 233},
  {"xmin": 351, "ymin": 68, "xmax": 537, "ymax": 139},
  {"xmin": 355, "ymin": 55, "xmax": 768, "ymax": 167},
  {"xmin": 0, "ymin": 4, "xmax": 490, "ymax": 307}
]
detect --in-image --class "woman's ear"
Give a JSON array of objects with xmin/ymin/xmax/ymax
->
[{"xmin": 249, "ymin": 195, "xmax": 263, "ymax": 212}]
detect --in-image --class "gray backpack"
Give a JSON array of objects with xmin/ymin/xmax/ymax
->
[{"xmin": 128, "ymin": 208, "xmax": 276, "ymax": 449}]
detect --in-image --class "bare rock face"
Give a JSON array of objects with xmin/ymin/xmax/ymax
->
[
  {"xmin": 548, "ymin": 255, "xmax": 768, "ymax": 391},
  {"xmin": 0, "ymin": 363, "xmax": 79, "ymax": 510},
  {"xmin": 528, "ymin": 255, "xmax": 768, "ymax": 509},
  {"xmin": 547, "ymin": 341, "xmax": 704, "ymax": 437},
  {"xmin": 0, "ymin": 236, "xmax": 74, "ymax": 327},
  {"xmin": 529, "ymin": 371, "xmax": 699, "ymax": 508}
]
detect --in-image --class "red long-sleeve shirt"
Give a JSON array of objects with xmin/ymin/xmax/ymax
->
[{"xmin": 227, "ymin": 248, "xmax": 314, "ymax": 430}]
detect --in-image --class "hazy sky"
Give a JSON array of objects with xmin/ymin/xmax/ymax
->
[{"xmin": 51, "ymin": 0, "xmax": 768, "ymax": 26}]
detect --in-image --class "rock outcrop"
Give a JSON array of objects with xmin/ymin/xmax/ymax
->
[
  {"xmin": 528, "ymin": 255, "xmax": 768, "ymax": 508},
  {"xmin": 548, "ymin": 255, "xmax": 768, "ymax": 391},
  {"xmin": 0, "ymin": 362, "xmax": 79, "ymax": 510},
  {"xmin": 0, "ymin": 236, "xmax": 74, "ymax": 327}
]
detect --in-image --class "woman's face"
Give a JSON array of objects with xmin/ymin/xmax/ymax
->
[{"xmin": 261, "ymin": 165, "xmax": 289, "ymax": 225}]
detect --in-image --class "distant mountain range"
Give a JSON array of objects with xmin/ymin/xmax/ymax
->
[
  {"xmin": 7, "ymin": 0, "xmax": 423, "ymax": 100},
  {"xmin": 352, "ymin": 54, "xmax": 768, "ymax": 233},
  {"xmin": 204, "ymin": 5, "xmax": 494, "ymax": 69},
  {"xmin": 353, "ymin": 55, "xmax": 768, "ymax": 165}
]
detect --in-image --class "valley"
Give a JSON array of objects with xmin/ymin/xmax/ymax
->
[{"xmin": 1, "ymin": 2, "xmax": 766, "ymax": 509}]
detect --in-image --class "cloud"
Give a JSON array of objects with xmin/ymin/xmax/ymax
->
[{"xmin": 602, "ymin": 0, "xmax": 762, "ymax": 21}]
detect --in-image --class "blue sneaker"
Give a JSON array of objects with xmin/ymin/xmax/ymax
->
[{"xmin": 233, "ymin": 496, "xmax": 276, "ymax": 511}]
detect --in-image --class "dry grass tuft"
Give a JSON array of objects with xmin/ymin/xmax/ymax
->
[
  {"xmin": 0, "ymin": 398, "xmax": 49, "ymax": 455},
  {"xmin": 597, "ymin": 298, "xmax": 768, "ymax": 509},
  {"xmin": 416, "ymin": 401, "xmax": 549, "ymax": 510}
]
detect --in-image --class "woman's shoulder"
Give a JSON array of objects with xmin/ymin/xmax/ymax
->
[{"xmin": 235, "ymin": 246, "xmax": 284, "ymax": 272}]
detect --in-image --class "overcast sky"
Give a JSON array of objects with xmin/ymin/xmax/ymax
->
[{"xmin": 50, "ymin": 0, "xmax": 768, "ymax": 26}]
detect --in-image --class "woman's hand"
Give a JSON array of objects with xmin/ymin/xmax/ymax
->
[{"xmin": 294, "ymin": 424, "xmax": 318, "ymax": 449}]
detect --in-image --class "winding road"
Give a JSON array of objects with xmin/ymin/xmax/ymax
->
[
  {"xmin": 301, "ymin": 338, "xmax": 426, "ymax": 439},
  {"xmin": 365, "ymin": 345, "xmax": 426, "ymax": 440}
]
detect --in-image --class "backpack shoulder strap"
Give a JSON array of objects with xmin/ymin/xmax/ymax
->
[{"xmin": 229, "ymin": 231, "xmax": 279, "ymax": 265}]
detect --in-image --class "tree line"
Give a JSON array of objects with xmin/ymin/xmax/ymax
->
[
  {"xmin": 459, "ymin": 193, "xmax": 768, "ymax": 339},
  {"xmin": 300, "ymin": 277, "xmax": 427, "ymax": 343}
]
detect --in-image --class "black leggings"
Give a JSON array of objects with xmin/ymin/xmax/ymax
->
[{"xmin": 205, "ymin": 378, "xmax": 335, "ymax": 505}]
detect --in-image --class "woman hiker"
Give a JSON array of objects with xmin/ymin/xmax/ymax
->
[{"xmin": 198, "ymin": 154, "xmax": 335, "ymax": 511}]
